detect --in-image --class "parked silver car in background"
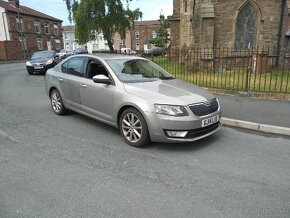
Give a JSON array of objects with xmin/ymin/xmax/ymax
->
[{"xmin": 44, "ymin": 54, "xmax": 221, "ymax": 147}]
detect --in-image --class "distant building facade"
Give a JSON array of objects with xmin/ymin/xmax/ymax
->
[
  {"xmin": 62, "ymin": 25, "xmax": 78, "ymax": 51},
  {"xmin": 87, "ymin": 30, "xmax": 110, "ymax": 53},
  {"xmin": 0, "ymin": 0, "xmax": 63, "ymax": 60},
  {"xmin": 113, "ymin": 31, "xmax": 131, "ymax": 52},
  {"xmin": 169, "ymin": 0, "xmax": 290, "ymax": 51},
  {"xmin": 131, "ymin": 20, "xmax": 160, "ymax": 52}
]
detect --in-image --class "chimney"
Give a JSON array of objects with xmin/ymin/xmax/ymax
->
[{"xmin": 8, "ymin": 0, "xmax": 20, "ymax": 7}]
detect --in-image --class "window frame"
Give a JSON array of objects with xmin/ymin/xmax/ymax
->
[
  {"xmin": 135, "ymin": 31, "xmax": 140, "ymax": 40},
  {"xmin": 16, "ymin": 17, "xmax": 24, "ymax": 32},
  {"xmin": 54, "ymin": 24, "xmax": 58, "ymax": 35},
  {"xmin": 19, "ymin": 36, "xmax": 27, "ymax": 50},
  {"xmin": 44, "ymin": 23, "xmax": 49, "ymax": 34},
  {"xmin": 37, "ymin": 37, "xmax": 43, "ymax": 50},
  {"xmin": 34, "ymin": 20, "xmax": 41, "ymax": 33}
]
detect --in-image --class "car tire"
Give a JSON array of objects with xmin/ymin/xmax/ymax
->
[
  {"xmin": 120, "ymin": 108, "xmax": 150, "ymax": 147},
  {"xmin": 50, "ymin": 89, "xmax": 67, "ymax": 115}
]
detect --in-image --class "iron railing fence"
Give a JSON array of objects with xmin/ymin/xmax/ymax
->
[{"xmin": 144, "ymin": 47, "xmax": 290, "ymax": 94}]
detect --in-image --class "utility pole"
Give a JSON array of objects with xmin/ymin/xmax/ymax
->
[{"xmin": 16, "ymin": 0, "xmax": 26, "ymax": 60}]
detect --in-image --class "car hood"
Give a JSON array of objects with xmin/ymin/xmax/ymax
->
[
  {"xmin": 29, "ymin": 57, "xmax": 52, "ymax": 64},
  {"xmin": 123, "ymin": 79, "xmax": 215, "ymax": 105}
]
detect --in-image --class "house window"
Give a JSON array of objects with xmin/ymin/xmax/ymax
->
[
  {"xmin": 64, "ymin": 33, "xmax": 69, "ymax": 40},
  {"xmin": 135, "ymin": 31, "xmax": 140, "ymax": 40},
  {"xmin": 90, "ymin": 30, "xmax": 96, "ymax": 41},
  {"xmin": 34, "ymin": 20, "xmax": 41, "ymax": 33},
  {"xmin": 44, "ymin": 23, "xmax": 49, "ymax": 34},
  {"xmin": 235, "ymin": 1, "xmax": 257, "ymax": 49},
  {"xmin": 55, "ymin": 39, "xmax": 61, "ymax": 50},
  {"xmin": 54, "ymin": 24, "xmax": 58, "ymax": 35},
  {"xmin": 19, "ymin": 36, "xmax": 26, "ymax": 50},
  {"xmin": 152, "ymin": 30, "xmax": 157, "ymax": 39},
  {"xmin": 37, "ymin": 38, "xmax": 43, "ymax": 50},
  {"xmin": 16, "ymin": 17, "xmax": 24, "ymax": 32},
  {"xmin": 136, "ymin": 42, "xmax": 140, "ymax": 50}
]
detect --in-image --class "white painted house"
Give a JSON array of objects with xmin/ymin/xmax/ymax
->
[{"xmin": 86, "ymin": 30, "xmax": 110, "ymax": 53}]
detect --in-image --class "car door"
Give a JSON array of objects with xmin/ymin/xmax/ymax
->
[
  {"xmin": 80, "ymin": 58, "xmax": 116, "ymax": 123},
  {"xmin": 58, "ymin": 57, "xmax": 86, "ymax": 110}
]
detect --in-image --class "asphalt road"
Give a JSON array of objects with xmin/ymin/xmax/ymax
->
[{"xmin": 0, "ymin": 63, "xmax": 290, "ymax": 218}]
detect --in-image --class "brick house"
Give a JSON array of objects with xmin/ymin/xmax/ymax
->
[
  {"xmin": 131, "ymin": 20, "xmax": 160, "ymax": 52},
  {"xmin": 169, "ymin": 0, "xmax": 290, "ymax": 52},
  {"xmin": 0, "ymin": 0, "xmax": 63, "ymax": 61}
]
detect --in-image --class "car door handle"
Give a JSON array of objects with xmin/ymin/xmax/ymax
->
[
  {"xmin": 80, "ymin": 84, "xmax": 87, "ymax": 88},
  {"xmin": 58, "ymin": 78, "xmax": 63, "ymax": 82}
]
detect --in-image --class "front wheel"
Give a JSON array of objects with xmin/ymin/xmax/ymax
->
[
  {"xmin": 50, "ymin": 89, "xmax": 67, "ymax": 115},
  {"xmin": 119, "ymin": 108, "xmax": 150, "ymax": 147}
]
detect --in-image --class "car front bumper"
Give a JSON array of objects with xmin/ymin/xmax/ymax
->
[
  {"xmin": 146, "ymin": 110, "xmax": 221, "ymax": 143},
  {"xmin": 26, "ymin": 62, "xmax": 56, "ymax": 73}
]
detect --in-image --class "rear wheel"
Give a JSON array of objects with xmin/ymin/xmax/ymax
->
[
  {"xmin": 50, "ymin": 89, "xmax": 67, "ymax": 115},
  {"xmin": 120, "ymin": 108, "xmax": 150, "ymax": 147}
]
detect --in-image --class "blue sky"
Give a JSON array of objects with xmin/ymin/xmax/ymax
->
[{"xmin": 20, "ymin": 0, "xmax": 173, "ymax": 26}]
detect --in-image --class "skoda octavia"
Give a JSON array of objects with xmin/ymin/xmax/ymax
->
[{"xmin": 44, "ymin": 54, "xmax": 221, "ymax": 147}]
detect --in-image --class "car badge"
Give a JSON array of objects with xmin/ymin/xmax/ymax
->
[{"xmin": 204, "ymin": 101, "xmax": 210, "ymax": 106}]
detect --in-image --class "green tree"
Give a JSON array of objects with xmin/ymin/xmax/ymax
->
[
  {"xmin": 149, "ymin": 14, "xmax": 170, "ymax": 48},
  {"xmin": 125, "ymin": 8, "xmax": 142, "ymax": 30},
  {"xmin": 64, "ymin": 0, "xmax": 142, "ymax": 52}
]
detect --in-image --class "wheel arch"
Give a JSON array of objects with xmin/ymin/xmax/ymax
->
[
  {"xmin": 117, "ymin": 104, "xmax": 150, "ymax": 129},
  {"xmin": 48, "ymin": 86, "xmax": 58, "ymax": 99}
]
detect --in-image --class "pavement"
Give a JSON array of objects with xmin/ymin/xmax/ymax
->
[{"xmin": 211, "ymin": 92, "xmax": 290, "ymax": 137}]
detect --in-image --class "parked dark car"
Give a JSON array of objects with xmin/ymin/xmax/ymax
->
[
  {"xmin": 142, "ymin": 47, "xmax": 166, "ymax": 57},
  {"xmin": 73, "ymin": 48, "xmax": 88, "ymax": 55},
  {"xmin": 26, "ymin": 50, "xmax": 60, "ymax": 75}
]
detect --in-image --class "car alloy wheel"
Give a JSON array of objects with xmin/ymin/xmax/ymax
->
[
  {"xmin": 50, "ymin": 89, "xmax": 66, "ymax": 115},
  {"xmin": 120, "ymin": 108, "xmax": 150, "ymax": 147}
]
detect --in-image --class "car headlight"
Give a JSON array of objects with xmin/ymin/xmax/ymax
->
[
  {"xmin": 46, "ymin": 59, "xmax": 53, "ymax": 65},
  {"xmin": 26, "ymin": 61, "xmax": 32, "ymax": 66},
  {"xmin": 154, "ymin": 104, "xmax": 188, "ymax": 116}
]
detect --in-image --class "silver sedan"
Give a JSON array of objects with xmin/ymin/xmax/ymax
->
[{"xmin": 44, "ymin": 54, "xmax": 221, "ymax": 147}]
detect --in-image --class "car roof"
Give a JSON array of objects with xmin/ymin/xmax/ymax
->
[
  {"xmin": 33, "ymin": 50, "xmax": 54, "ymax": 54},
  {"xmin": 72, "ymin": 53, "xmax": 144, "ymax": 61}
]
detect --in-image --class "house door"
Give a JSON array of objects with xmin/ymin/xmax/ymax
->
[{"xmin": 47, "ymin": 40, "xmax": 51, "ymax": 50}]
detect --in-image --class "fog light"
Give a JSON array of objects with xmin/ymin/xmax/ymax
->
[{"xmin": 166, "ymin": 130, "xmax": 188, "ymax": 138}]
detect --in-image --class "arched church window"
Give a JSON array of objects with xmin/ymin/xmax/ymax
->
[{"xmin": 235, "ymin": 1, "xmax": 258, "ymax": 50}]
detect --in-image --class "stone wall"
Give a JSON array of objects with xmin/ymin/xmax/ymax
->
[{"xmin": 170, "ymin": 0, "xmax": 288, "ymax": 51}]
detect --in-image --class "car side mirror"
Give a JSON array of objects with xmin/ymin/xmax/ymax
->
[{"xmin": 92, "ymin": 74, "xmax": 112, "ymax": 84}]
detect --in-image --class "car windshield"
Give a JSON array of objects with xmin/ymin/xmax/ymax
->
[
  {"xmin": 31, "ymin": 51, "xmax": 54, "ymax": 60},
  {"xmin": 59, "ymin": 49, "xmax": 66, "ymax": 53},
  {"xmin": 106, "ymin": 58, "xmax": 174, "ymax": 83}
]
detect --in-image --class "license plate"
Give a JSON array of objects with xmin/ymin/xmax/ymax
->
[
  {"xmin": 202, "ymin": 115, "xmax": 219, "ymax": 127},
  {"xmin": 34, "ymin": 66, "xmax": 43, "ymax": 69}
]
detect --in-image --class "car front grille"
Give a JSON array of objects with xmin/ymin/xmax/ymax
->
[
  {"xmin": 189, "ymin": 98, "xmax": 219, "ymax": 116},
  {"xmin": 32, "ymin": 63, "xmax": 45, "ymax": 67}
]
